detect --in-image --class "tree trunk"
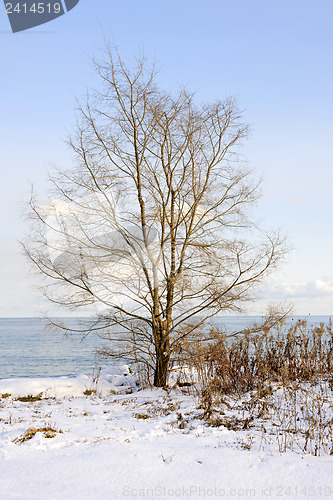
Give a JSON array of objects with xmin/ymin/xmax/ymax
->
[
  {"xmin": 153, "ymin": 348, "xmax": 170, "ymax": 387},
  {"xmin": 153, "ymin": 325, "xmax": 170, "ymax": 387}
]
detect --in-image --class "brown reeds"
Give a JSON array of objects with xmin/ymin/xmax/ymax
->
[
  {"xmin": 178, "ymin": 318, "xmax": 333, "ymax": 455},
  {"xmin": 181, "ymin": 318, "xmax": 333, "ymax": 396}
]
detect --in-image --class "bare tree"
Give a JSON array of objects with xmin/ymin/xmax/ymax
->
[{"xmin": 24, "ymin": 46, "xmax": 286, "ymax": 387}]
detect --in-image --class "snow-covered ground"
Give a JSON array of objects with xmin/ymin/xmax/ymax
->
[{"xmin": 0, "ymin": 367, "xmax": 332, "ymax": 500}]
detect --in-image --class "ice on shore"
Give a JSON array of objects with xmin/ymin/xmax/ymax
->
[{"xmin": 0, "ymin": 364, "xmax": 136, "ymax": 398}]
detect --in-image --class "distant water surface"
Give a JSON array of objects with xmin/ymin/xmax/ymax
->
[
  {"xmin": 0, "ymin": 318, "xmax": 102, "ymax": 379},
  {"xmin": 0, "ymin": 316, "xmax": 331, "ymax": 379}
]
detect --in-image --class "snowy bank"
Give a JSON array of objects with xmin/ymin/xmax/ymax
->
[
  {"xmin": 0, "ymin": 365, "xmax": 137, "ymax": 398},
  {"xmin": 0, "ymin": 369, "xmax": 332, "ymax": 500}
]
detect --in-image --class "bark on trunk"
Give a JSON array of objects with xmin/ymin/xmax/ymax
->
[
  {"xmin": 153, "ymin": 348, "xmax": 170, "ymax": 387},
  {"xmin": 153, "ymin": 325, "xmax": 170, "ymax": 387}
]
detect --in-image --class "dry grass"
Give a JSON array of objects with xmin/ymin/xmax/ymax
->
[
  {"xmin": 83, "ymin": 389, "xmax": 96, "ymax": 396},
  {"xmin": 258, "ymin": 383, "xmax": 333, "ymax": 455},
  {"xmin": 13, "ymin": 426, "xmax": 63, "ymax": 444},
  {"xmin": 133, "ymin": 412, "xmax": 151, "ymax": 420},
  {"xmin": 183, "ymin": 318, "xmax": 333, "ymax": 396},
  {"xmin": 180, "ymin": 318, "xmax": 333, "ymax": 455},
  {"xmin": 15, "ymin": 393, "xmax": 43, "ymax": 403}
]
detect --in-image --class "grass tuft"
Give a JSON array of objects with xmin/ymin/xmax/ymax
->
[
  {"xmin": 15, "ymin": 393, "xmax": 43, "ymax": 403},
  {"xmin": 83, "ymin": 389, "xmax": 96, "ymax": 396},
  {"xmin": 13, "ymin": 426, "xmax": 63, "ymax": 444},
  {"xmin": 134, "ymin": 412, "xmax": 151, "ymax": 420}
]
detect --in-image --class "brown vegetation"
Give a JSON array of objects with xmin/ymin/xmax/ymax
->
[
  {"xmin": 13, "ymin": 426, "xmax": 63, "ymax": 444},
  {"xmin": 181, "ymin": 318, "xmax": 333, "ymax": 455},
  {"xmin": 181, "ymin": 318, "xmax": 333, "ymax": 396}
]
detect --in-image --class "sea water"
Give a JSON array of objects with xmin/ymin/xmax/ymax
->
[
  {"xmin": 0, "ymin": 316, "xmax": 331, "ymax": 379},
  {"xmin": 0, "ymin": 318, "xmax": 103, "ymax": 379}
]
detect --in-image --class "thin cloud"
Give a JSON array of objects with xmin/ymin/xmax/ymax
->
[{"xmin": 268, "ymin": 280, "xmax": 333, "ymax": 299}]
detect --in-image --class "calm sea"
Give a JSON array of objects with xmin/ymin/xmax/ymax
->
[{"xmin": 0, "ymin": 316, "xmax": 331, "ymax": 379}]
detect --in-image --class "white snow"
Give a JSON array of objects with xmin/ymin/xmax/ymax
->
[
  {"xmin": 0, "ymin": 368, "xmax": 332, "ymax": 500},
  {"xmin": 0, "ymin": 365, "xmax": 136, "ymax": 399}
]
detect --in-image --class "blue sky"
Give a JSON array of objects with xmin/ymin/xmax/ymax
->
[{"xmin": 0, "ymin": 0, "xmax": 332, "ymax": 316}]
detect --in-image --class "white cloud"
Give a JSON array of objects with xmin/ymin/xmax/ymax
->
[{"xmin": 267, "ymin": 279, "xmax": 333, "ymax": 299}]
